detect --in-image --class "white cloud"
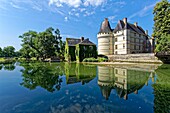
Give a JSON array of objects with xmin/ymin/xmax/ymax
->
[
  {"xmin": 49, "ymin": 0, "xmax": 106, "ymax": 8},
  {"xmin": 108, "ymin": 15, "xmax": 116, "ymax": 20},
  {"xmin": 64, "ymin": 16, "xmax": 69, "ymax": 21},
  {"xmin": 10, "ymin": 2, "xmax": 26, "ymax": 10},
  {"xmin": 79, "ymin": 8, "xmax": 86, "ymax": 12},
  {"xmin": 84, "ymin": 11, "xmax": 95, "ymax": 16},
  {"xmin": 75, "ymin": 13, "xmax": 80, "ymax": 17},
  {"xmin": 49, "ymin": 0, "xmax": 82, "ymax": 8},
  {"xmin": 84, "ymin": 0, "xmax": 106, "ymax": 7},
  {"xmin": 114, "ymin": 1, "xmax": 126, "ymax": 5},
  {"xmin": 128, "ymin": 2, "xmax": 156, "ymax": 19},
  {"xmin": 108, "ymin": 15, "xmax": 117, "ymax": 23},
  {"xmin": 32, "ymin": 6, "xmax": 42, "ymax": 11}
]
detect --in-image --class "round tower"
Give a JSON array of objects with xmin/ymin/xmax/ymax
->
[{"xmin": 97, "ymin": 18, "xmax": 114, "ymax": 55}]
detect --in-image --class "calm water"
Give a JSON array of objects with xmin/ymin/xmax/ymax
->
[{"xmin": 0, "ymin": 62, "xmax": 169, "ymax": 113}]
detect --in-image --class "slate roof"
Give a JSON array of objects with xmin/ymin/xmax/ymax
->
[
  {"xmin": 113, "ymin": 20, "xmax": 146, "ymax": 35},
  {"xmin": 66, "ymin": 38, "xmax": 95, "ymax": 46},
  {"xmin": 66, "ymin": 38, "xmax": 81, "ymax": 46},
  {"xmin": 78, "ymin": 38, "xmax": 95, "ymax": 45},
  {"xmin": 98, "ymin": 18, "xmax": 112, "ymax": 33}
]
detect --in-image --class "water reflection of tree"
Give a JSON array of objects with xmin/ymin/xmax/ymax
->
[
  {"xmin": 153, "ymin": 65, "xmax": 170, "ymax": 113},
  {"xmin": 0, "ymin": 64, "xmax": 3, "ymax": 70},
  {"xmin": 0, "ymin": 62, "xmax": 16, "ymax": 71},
  {"xmin": 3, "ymin": 63, "xmax": 16, "ymax": 71},
  {"xmin": 20, "ymin": 62, "xmax": 65, "ymax": 92}
]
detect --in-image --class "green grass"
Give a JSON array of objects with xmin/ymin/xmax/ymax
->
[
  {"xmin": 0, "ymin": 57, "xmax": 16, "ymax": 64},
  {"xmin": 0, "ymin": 58, "xmax": 5, "ymax": 62}
]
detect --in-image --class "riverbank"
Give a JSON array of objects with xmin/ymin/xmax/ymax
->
[
  {"xmin": 83, "ymin": 61, "xmax": 162, "ymax": 72},
  {"xmin": 107, "ymin": 53, "xmax": 163, "ymax": 64}
]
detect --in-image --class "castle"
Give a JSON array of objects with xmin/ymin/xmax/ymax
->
[{"xmin": 97, "ymin": 18, "xmax": 155, "ymax": 55}]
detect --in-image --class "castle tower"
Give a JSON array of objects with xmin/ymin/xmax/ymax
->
[{"xmin": 97, "ymin": 18, "xmax": 114, "ymax": 55}]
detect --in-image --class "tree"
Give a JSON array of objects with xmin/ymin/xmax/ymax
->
[
  {"xmin": 19, "ymin": 27, "xmax": 64, "ymax": 60},
  {"xmin": 19, "ymin": 31, "xmax": 42, "ymax": 58},
  {"xmin": 155, "ymin": 35, "xmax": 170, "ymax": 52},
  {"xmin": 0, "ymin": 47, "xmax": 2, "ymax": 57},
  {"xmin": 3, "ymin": 46, "xmax": 15, "ymax": 57},
  {"xmin": 19, "ymin": 45, "xmax": 36, "ymax": 59},
  {"xmin": 152, "ymin": 0, "xmax": 170, "ymax": 52}
]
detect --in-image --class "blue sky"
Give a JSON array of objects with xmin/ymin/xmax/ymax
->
[{"xmin": 0, "ymin": 0, "xmax": 162, "ymax": 50}]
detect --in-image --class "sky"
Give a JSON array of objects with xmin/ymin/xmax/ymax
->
[{"xmin": 0, "ymin": 0, "xmax": 163, "ymax": 51}]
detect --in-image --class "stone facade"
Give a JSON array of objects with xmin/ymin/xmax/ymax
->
[{"xmin": 97, "ymin": 18, "xmax": 155, "ymax": 55}]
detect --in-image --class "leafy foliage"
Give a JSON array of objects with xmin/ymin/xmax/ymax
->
[
  {"xmin": 82, "ymin": 57, "xmax": 108, "ymax": 62},
  {"xmin": 19, "ymin": 27, "xmax": 65, "ymax": 60},
  {"xmin": 2, "ymin": 46, "xmax": 15, "ymax": 57},
  {"xmin": 76, "ymin": 45, "xmax": 97, "ymax": 62},
  {"xmin": 152, "ymin": 0, "xmax": 170, "ymax": 52},
  {"xmin": 155, "ymin": 34, "xmax": 170, "ymax": 52},
  {"xmin": 0, "ymin": 47, "xmax": 2, "ymax": 57}
]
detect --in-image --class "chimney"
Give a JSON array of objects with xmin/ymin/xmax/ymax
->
[
  {"xmin": 134, "ymin": 22, "xmax": 138, "ymax": 27},
  {"xmin": 123, "ymin": 18, "xmax": 127, "ymax": 24},
  {"xmin": 145, "ymin": 30, "xmax": 148, "ymax": 35},
  {"xmin": 80, "ymin": 37, "xmax": 84, "ymax": 42},
  {"xmin": 105, "ymin": 18, "xmax": 108, "ymax": 22}
]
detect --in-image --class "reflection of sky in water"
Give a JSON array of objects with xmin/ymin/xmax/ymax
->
[{"xmin": 0, "ymin": 63, "xmax": 165, "ymax": 113}]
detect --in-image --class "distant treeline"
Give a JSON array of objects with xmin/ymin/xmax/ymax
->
[{"xmin": 0, "ymin": 46, "xmax": 19, "ymax": 57}]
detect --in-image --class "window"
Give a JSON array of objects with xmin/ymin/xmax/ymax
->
[
  {"xmin": 123, "ymin": 44, "xmax": 125, "ymax": 49},
  {"xmin": 84, "ymin": 46, "xmax": 87, "ymax": 51},
  {"xmin": 123, "ymin": 37, "xmax": 125, "ymax": 40},
  {"xmin": 115, "ymin": 69, "xmax": 118, "ymax": 74},
  {"xmin": 134, "ymin": 45, "xmax": 136, "ymax": 50},
  {"xmin": 115, "ymin": 51, "xmax": 118, "ymax": 54},
  {"xmin": 139, "ymin": 34, "xmax": 141, "ymax": 37},
  {"xmin": 89, "ymin": 46, "xmax": 93, "ymax": 50},
  {"xmin": 123, "ymin": 71, "xmax": 125, "ymax": 76},
  {"xmin": 115, "ymin": 38, "xmax": 117, "ymax": 42},
  {"xmin": 134, "ymin": 33, "xmax": 136, "ymax": 36},
  {"xmin": 115, "ymin": 45, "xmax": 118, "ymax": 49}
]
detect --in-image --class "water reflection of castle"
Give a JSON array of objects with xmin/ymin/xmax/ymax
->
[{"xmin": 98, "ymin": 66, "xmax": 155, "ymax": 100}]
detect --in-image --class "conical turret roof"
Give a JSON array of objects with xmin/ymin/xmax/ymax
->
[{"xmin": 98, "ymin": 18, "xmax": 112, "ymax": 33}]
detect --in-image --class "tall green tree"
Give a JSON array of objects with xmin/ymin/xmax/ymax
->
[
  {"xmin": 19, "ymin": 31, "xmax": 42, "ymax": 57},
  {"xmin": 19, "ymin": 45, "xmax": 36, "ymax": 59},
  {"xmin": 0, "ymin": 47, "xmax": 2, "ymax": 57},
  {"xmin": 19, "ymin": 27, "xmax": 65, "ymax": 60},
  {"xmin": 3, "ymin": 46, "xmax": 15, "ymax": 57},
  {"xmin": 152, "ymin": 0, "xmax": 170, "ymax": 52}
]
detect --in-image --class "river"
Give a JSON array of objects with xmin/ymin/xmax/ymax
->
[{"xmin": 0, "ymin": 62, "xmax": 169, "ymax": 113}]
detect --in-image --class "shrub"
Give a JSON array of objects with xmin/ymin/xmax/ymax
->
[
  {"xmin": 83, "ymin": 57, "xmax": 98, "ymax": 62},
  {"xmin": 98, "ymin": 57, "xmax": 108, "ymax": 62}
]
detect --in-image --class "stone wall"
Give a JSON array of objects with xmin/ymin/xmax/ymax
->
[{"xmin": 107, "ymin": 53, "xmax": 162, "ymax": 63}]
